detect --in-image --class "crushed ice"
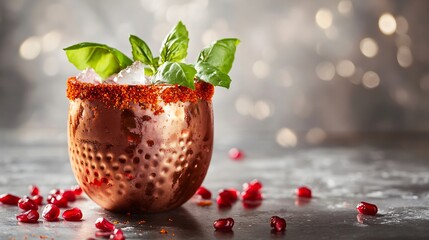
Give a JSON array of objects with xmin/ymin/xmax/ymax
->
[{"xmin": 76, "ymin": 61, "xmax": 152, "ymax": 85}]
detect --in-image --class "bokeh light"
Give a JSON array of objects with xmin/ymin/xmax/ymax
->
[
  {"xmin": 336, "ymin": 60, "xmax": 355, "ymax": 78},
  {"xmin": 379, "ymin": 13, "xmax": 397, "ymax": 35},
  {"xmin": 276, "ymin": 128, "xmax": 298, "ymax": 148},
  {"xmin": 315, "ymin": 8, "xmax": 333, "ymax": 29},
  {"xmin": 360, "ymin": 38, "xmax": 378, "ymax": 58},
  {"xmin": 19, "ymin": 36, "xmax": 41, "ymax": 60},
  {"xmin": 397, "ymin": 46, "xmax": 413, "ymax": 68},
  {"xmin": 362, "ymin": 71, "xmax": 380, "ymax": 89},
  {"xmin": 316, "ymin": 61, "xmax": 336, "ymax": 81}
]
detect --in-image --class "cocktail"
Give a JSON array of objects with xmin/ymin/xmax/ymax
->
[{"xmin": 64, "ymin": 22, "xmax": 239, "ymax": 212}]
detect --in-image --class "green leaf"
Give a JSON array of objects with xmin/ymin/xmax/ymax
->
[
  {"xmin": 129, "ymin": 35, "xmax": 154, "ymax": 66},
  {"xmin": 197, "ymin": 38, "xmax": 240, "ymax": 74},
  {"xmin": 64, "ymin": 42, "xmax": 132, "ymax": 79},
  {"xmin": 159, "ymin": 21, "xmax": 189, "ymax": 63},
  {"xmin": 195, "ymin": 62, "xmax": 231, "ymax": 89},
  {"xmin": 155, "ymin": 61, "xmax": 196, "ymax": 89}
]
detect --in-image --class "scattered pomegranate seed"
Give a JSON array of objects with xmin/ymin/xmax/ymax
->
[
  {"xmin": 213, "ymin": 217, "xmax": 234, "ymax": 231},
  {"xmin": 71, "ymin": 185, "xmax": 83, "ymax": 196},
  {"xmin": 95, "ymin": 217, "xmax": 115, "ymax": 232},
  {"xmin": 219, "ymin": 189, "xmax": 239, "ymax": 203},
  {"xmin": 0, "ymin": 193, "xmax": 21, "ymax": 205},
  {"xmin": 356, "ymin": 201, "xmax": 378, "ymax": 216},
  {"xmin": 62, "ymin": 208, "xmax": 83, "ymax": 221},
  {"xmin": 243, "ymin": 179, "xmax": 262, "ymax": 192},
  {"xmin": 296, "ymin": 186, "xmax": 312, "ymax": 198},
  {"xmin": 16, "ymin": 209, "xmax": 39, "ymax": 223},
  {"xmin": 216, "ymin": 196, "xmax": 232, "ymax": 208},
  {"xmin": 42, "ymin": 204, "xmax": 60, "ymax": 221},
  {"xmin": 110, "ymin": 228, "xmax": 125, "ymax": 240},
  {"xmin": 29, "ymin": 185, "xmax": 40, "ymax": 196},
  {"xmin": 31, "ymin": 195, "xmax": 43, "ymax": 205},
  {"xmin": 18, "ymin": 197, "xmax": 38, "ymax": 211},
  {"xmin": 47, "ymin": 194, "xmax": 68, "ymax": 208},
  {"xmin": 228, "ymin": 148, "xmax": 244, "ymax": 160},
  {"xmin": 241, "ymin": 189, "xmax": 263, "ymax": 201},
  {"xmin": 195, "ymin": 186, "xmax": 212, "ymax": 199},
  {"xmin": 61, "ymin": 190, "xmax": 76, "ymax": 202},
  {"xmin": 270, "ymin": 216, "xmax": 286, "ymax": 232}
]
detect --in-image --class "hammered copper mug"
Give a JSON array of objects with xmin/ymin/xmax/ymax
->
[{"xmin": 66, "ymin": 77, "xmax": 214, "ymax": 212}]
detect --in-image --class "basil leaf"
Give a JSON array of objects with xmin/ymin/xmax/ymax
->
[
  {"xmin": 195, "ymin": 62, "xmax": 231, "ymax": 89},
  {"xmin": 197, "ymin": 38, "xmax": 240, "ymax": 74},
  {"xmin": 64, "ymin": 42, "xmax": 132, "ymax": 79},
  {"xmin": 144, "ymin": 67, "xmax": 154, "ymax": 76},
  {"xmin": 159, "ymin": 21, "xmax": 189, "ymax": 63},
  {"xmin": 155, "ymin": 61, "xmax": 196, "ymax": 89},
  {"xmin": 129, "ymin": 35, "xmax": 154, "ymax": 66}
]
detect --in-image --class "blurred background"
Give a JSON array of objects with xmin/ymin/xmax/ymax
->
[{"xmin": 1, "ymin": 0, "xmax": 428, "ymax": 148}]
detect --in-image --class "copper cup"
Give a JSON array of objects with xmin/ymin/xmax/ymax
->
[{"xmin": 66, "ymin": 78, "xmax": 214, "ymax": 212}]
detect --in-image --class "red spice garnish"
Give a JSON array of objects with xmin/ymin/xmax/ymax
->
[{"xmin": 66, "ymin": 77, "xmax": 214, "ymax": 112}]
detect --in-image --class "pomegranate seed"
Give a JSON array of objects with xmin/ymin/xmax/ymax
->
[
  {"xmin": 228, "ymin": 148, "xmax": 244, "ymax": 160},
  {"xmin": 31, "ymin": 195, "xmax": 43, "ymax": 205},
  {"xmin": 241, "ymin": 189, "xmax": 263, "ymax": 201},
  {"xmin": 71, "ymin": 185, "xmax": 83, "ymax": 196},
  {"xmin": 95, "ymin": 217, "xmax": 115, "ymax": 232},
  {"xmin": 296, "ymin": 186, "xmax": 312, "ymax": 198},
  {"xmin": 213, "ymin": 217, "xmax": 234, "ymax": 231},
  {"xmin": 243, "ymin": 179, "xmax": 262, "ymax": 192},
  {"xmin": 356, "ymin": 201, "xmax": 378, "ymax": 216},
  {"xmin": 219, "ymin": 189, "xmax": 239, "ymax": 203},
  {"xmin": 110, "ymin": 228, "xmax": 125, "ymax": 240},
  {"xmin": 61, "ymin": 190, "xmax": 76, "ymax": 202},
  {"xmin": 0, "ymin": 193, "xmax": 21, "ymax": 205},
  {"xmin": 62, "ymin": 207, "xmax": 83, "ymax": 221},
  {"xmin": 270, "ymin": 216, "xmax": 286, "ymax": 231},
  {"xmin": 16, "ymin": 209, "xmax": 39, "ymax": 223},
  {"xmin": 47, "ymin": 194, "xmax": 68, "ymax": 208},
  {"xmin": 29, "ymin": 185, "xmax": 40, "ymax": 196},
  {"xmin": 42, "ymin": 204, "xmax": 60, "ymax": 221},
  {"xmin": 195, "ymin": 186, "xmax": 212, "ymax": 199},
  {"xmin": 216, "ymin": 196, "xmax": 232, "ymax": 208},
  {"xmin": 18, "ymin": 197, "xmax": 38, "ymax": 211},
  {"xmin": 95, "ymin": 231, "xmax": 112, "ymax": 238}
]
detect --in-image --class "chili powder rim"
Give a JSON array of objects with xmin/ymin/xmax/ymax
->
[{"xmin": 66, "ymin": 77, "xmax": 215, "ymax": 110}]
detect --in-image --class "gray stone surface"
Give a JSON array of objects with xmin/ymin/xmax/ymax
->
[{"xmin": 1, "ymin": 139, "xmax": 429, "ymax": 239}]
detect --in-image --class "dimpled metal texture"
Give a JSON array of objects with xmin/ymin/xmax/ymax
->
[{"xmin": 67, "ymin": 98, "xmax": 213, "ymax": 213}]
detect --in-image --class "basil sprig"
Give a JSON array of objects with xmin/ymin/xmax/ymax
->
[{"xmin": 64, "ymin": 21, "xmax": 240, "ymax": 89}]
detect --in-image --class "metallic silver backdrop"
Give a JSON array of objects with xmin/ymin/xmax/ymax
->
[{"xmin": 1, "ymin": 0, "xmax": 428, "ymax": 147}]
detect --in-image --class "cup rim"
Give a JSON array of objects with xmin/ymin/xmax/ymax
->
[{"xmin": 66, "ymin": 77, "xmax": 214, "ymax": 111}]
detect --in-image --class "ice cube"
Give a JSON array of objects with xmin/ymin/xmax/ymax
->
[
  {"xmin": 76, "ymin": 68, "xmax": 103, "ymax": 84},
  {"xmin": 113, "ymin": 61, "xmax": 152, "ymax": 85}
]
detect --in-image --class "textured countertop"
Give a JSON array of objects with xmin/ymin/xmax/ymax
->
[{"xmin": 1, "ymin": 136, "xmax": 429, "ymax": 240}]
